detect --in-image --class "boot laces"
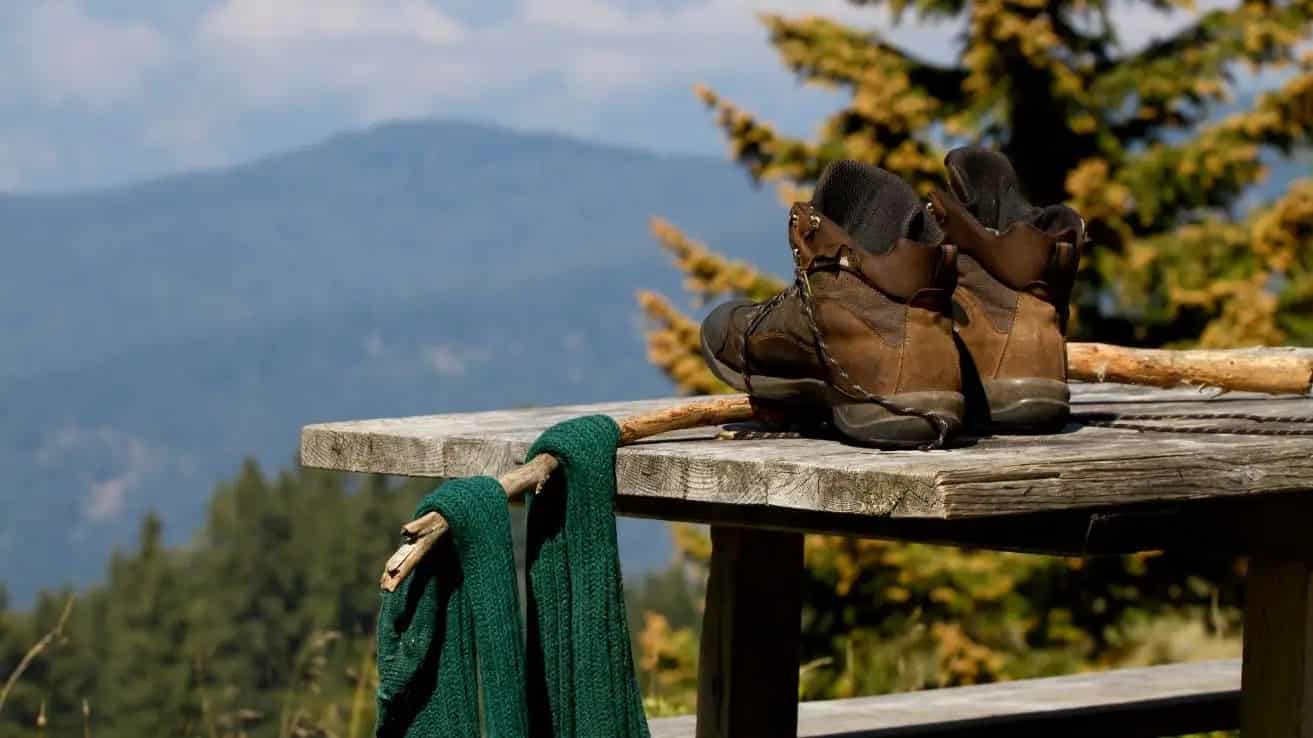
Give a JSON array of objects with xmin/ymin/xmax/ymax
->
[
  {"xmin": 738, "ymin": 211, "xmax": 953, "ymax": 450},
  {"xmin": 738, "ymin": 226, "xmax": 1311, "ymax": 443}
]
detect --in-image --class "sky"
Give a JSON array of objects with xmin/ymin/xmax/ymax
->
[{"xmin": 0, "ymin": 0, "xmax": 1232, "ymax": 193}]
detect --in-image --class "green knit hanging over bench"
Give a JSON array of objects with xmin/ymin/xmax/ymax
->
[{"xmin": 375, "ymin": 415, "xmax": 650, "ymax": 738}]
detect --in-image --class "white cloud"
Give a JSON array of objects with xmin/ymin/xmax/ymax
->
[
  {"xmin": 36, "ymin": 425, "xmax": 159, "ymax": 522},
  {"xmin": 0, "ymin": 0, "xmax": 1286, "ymax": 191},
  {"xmin": 191, "ymin": 0, "xmax": 952, "ymax": 119},
  {"xmin": 194, "ymin": 0, "xmax": 480, "ymax": 113},
  {"xmin": 17, "ymin": 0, "xmax": 170, "ymax": 107},
  {"xmin": 421, "ymin": 344, "xmax": 491, "ymax": 376},
  {"xmin": 200, "ymin": 0, "xmax": 463, "ymax": 45},
  {"xmin": 87, "ymin": 476, "xmax": 134, "ymax": 521}
]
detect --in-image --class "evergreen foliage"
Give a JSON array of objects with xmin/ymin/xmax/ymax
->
[
  {"xmin": 633, "ymin": 0, "xmax": 1311, "ymax": 716},
  {"xmin": 0, "ymin": 464, "xmax": 424, "ymax": 738},
  {"xmin": 629, "ymin": 525, "xmax": 1245, "ymax": 711},
  {"xmin": 641, "ymin": 3, "xmax": 1313, "ymax": 383}
]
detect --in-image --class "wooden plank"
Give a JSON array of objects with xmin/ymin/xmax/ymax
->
[
  {"xmin": 615, "ymin": 491, "xmax": 1313, "ymax": 559},
  {"xmin": 301, "ymin": 384, "xmax": 1313, "ymax": 525},
  {"xmin": 652, "ymin": 659, "xmax": 1240, "ymax": 738},
  {"xmin": 1243, "ymin": 554, "xmax": 1313, "ymax": 738},
  {"xmin": 696, "ymin": 526, "xmax": 803, "ymax": 738}
]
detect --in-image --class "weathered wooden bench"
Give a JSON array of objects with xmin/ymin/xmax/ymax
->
[
  {"xmin": 648, "ymin": 659, "xmax": 1240, "ymax": 738},
  {"xmin": 301, "ymin": 383, "xmax": 1313, "ymax": 738}
]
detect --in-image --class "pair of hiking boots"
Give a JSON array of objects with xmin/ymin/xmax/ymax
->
[{"xmin": 700, "ymin": 148, "xmax": 1085, "ymax": 449}]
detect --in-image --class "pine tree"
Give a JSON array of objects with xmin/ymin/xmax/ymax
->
[
  {"xmin": 641, "ymin": 2, "xmax": 1313, "ymax": 389},
  {"xmin": 93, "ymin": 514, "xmax": 195, "ymax": 736},
  {"xmin": 633, "ymin": 3, "xmax": 1312, "ymax": 701}
]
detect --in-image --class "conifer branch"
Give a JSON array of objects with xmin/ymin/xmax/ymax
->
[
  {"xmin": 762, "ymin": 15, "xmax": 967, "ymax": 101},
  {"xmin": 695, "ymin": 84, "xmax": 945, "ymax": 191},
  {"xmin": 1092, "ymin": 2, "xmax": 1313, "ymax": 141},
  {"xmin": 650, "ymin": 218, "xmax": 786, "ymax": 302},
  {"xmin": 1108, "ymin": 67, "xmax": 1313, "ymax": 230},
  {"xmin": 636, "ymin": 290, "xmax": 727, "ymax": 395},
  {"xmin": 695, "ymin": 85, "xmax": 826, "ymax": 183},
  {"xmin": 845, "ymin": 0, "xmax": 971, "ymax": 22}
]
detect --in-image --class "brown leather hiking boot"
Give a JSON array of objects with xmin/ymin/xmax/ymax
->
[
  {"xmin": 929, "ymin": 147, "xmax": 1084, "ymax": 431},
  {"xmin": 700, "ymin": 162, "xmax": 964, "ymax": 448}
]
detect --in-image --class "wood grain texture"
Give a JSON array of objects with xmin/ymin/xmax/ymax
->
[
  {"xmin": 1243, "ymin": 555, "xmax": 1313, "ymax": 738},
  {"xmin": 652, "ymin": 659, "xmax": 1240, "ymax": 738},
  {"xmin": 1067, "ymin": 343, "xmax": 1313, "ymax": 395},
  {"xmin": 301, "ymin": 384, "xmax": 1313, "ymax": 525},
  {"xmin": 695, "ymin": 527, "xmax": 803, "ymax": 738}
]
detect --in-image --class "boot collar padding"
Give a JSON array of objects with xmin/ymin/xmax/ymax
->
[
  {"xmin": 789, "ymin": 202, "xmax": 956, "ymax": 301},
  {"xmin": 926, "ymin": 190, "xmax": 1081, "ymax": 292}
]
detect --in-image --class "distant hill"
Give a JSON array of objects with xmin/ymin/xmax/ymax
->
[
  {"xmin": 0, "ymin": 121, "xmax": 788, "ymax": 603},
  {"xmin": 1, "ymin": 121, "xmax": 1306, "ymax": 605}
]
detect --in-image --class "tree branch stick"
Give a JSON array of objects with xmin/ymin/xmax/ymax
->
[
  {"xmin": 379, "ymin": 344, "xmax": 1313, "ymax": 591},
  {"xmin": 1067, "ymin": 343, "xmax": 1313, "ymax": 396},
  {"xmin": 0, "ymin": 595, "xmax": 74, "ymax": 714},
  {"xmin": 380, "ymin": 396, "xmax": 760, "ymax": 590}
]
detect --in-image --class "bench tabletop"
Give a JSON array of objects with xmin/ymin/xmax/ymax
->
[{"xmin": 301, "ymin": 383, "xmax": 1313, "ymax": 525}]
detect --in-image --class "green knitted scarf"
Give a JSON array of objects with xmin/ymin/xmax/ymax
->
[{"xmin": 375, "ymin": 415, "xmax": 650, "ymax": 738}]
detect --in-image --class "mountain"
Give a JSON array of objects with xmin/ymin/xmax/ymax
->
[
  {"xmin": 3, "ymin": 121, "xmax": 1306, "ymax": 606},
  {"xmin": 0, "ymin": 121, "xmax": 789, "ymax": 604}
]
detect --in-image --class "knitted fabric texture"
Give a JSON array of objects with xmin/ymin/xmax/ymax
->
[
  {"xmin": 374, "ymin": 415, "xmax": 649, "ymax": 738},
  {"xmin": 525, "ymin": 415, "xmax": 650, "ymax": 738},
  {"xmin": 376, "ymin": 476, "xmax": 529, "ymax": 737}
]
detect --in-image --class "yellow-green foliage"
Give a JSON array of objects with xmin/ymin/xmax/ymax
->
[
  {"xmin": 632, "ymin": 529, "xmax": 1244, "ymax": 706},
  {"xmin": 632, "ymin": 0, "xmax": 1306, "ymax": 715},
  {"xmin": 640, "ymin": 4, "xmax": 1313, "ymax": 363}
]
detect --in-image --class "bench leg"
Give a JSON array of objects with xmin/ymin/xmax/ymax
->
[
  {"xmin": 1243, "ymin": 553, "xmax": 1313, "ymax": 737},
  {"xmin": 696, "ymin": 526, "xmax": 803, "ymax": 738}
]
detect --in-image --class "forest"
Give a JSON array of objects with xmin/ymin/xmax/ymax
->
[{"xmin": 0, "ymin": 460, "xmax": 1249, "ymax": 737}]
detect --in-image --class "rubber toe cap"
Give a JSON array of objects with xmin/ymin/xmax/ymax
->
[{"xmin": 700, "ymin": 299, "xmax": 754, "ymax": 359}]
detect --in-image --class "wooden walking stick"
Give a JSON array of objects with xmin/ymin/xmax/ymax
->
[
  {"xmin": 380, "ymin": 343, "xmax": 1313, "ymax": 591},
  {"xmin": 1066, "ymin": 343, "xmax": 1313, "ymax": 395},
  {"xmin": 381, "ymin": 396, "xmax": 765, "ymax": 590}
]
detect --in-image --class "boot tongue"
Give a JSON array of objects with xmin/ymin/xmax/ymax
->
[
  {"xmin": 811, "ymin": 160, "xmax": 943, "ymax": 254},
  {"xmin": 944, "ymin": 147, "xmax": 1040, "ymax": 230}
]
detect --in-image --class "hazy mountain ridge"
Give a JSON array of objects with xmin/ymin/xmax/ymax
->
[
  {"xmin": 0, "ymin": 121, "xmax": 786, "ymax": 603},
  {"xmin": 0, "ymin": 121, "xmax": 785, "ymax": 381},
  {"xmin": 2, "ymin": 120, "xmax": 1306, "ymax": 605}
]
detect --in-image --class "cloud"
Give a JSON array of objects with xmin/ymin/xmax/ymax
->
[
  {"xmin": 0, "ymin": 0, "xmax": 1275, "ymax": 192},
  {"xmin": 189, "ymin": 0, "xmax": 1222, "ymax": 136},
  {"xmin": 16, "ymin": 0, "xmax": 170, "ymax": 107},
  {"xmin": 201, "ymin": 0, "xmax": 462, "ymax": 44},
  {"xmin": 421, "ymin": 344, "xmax": 491, "ymax": 377},
  {"xmin": 190, "ymin": 0, "xmax": 948, "ymax": 118},
  {"xmin": 37, "ymin": 425, "xmax": 159, "ymax": 522},
  {"xmin": 197, "ymin": 0, "xmax": 473, "ymax": 110},
  {"xmin": 87, "ymin": 476, "xmax": 135, "ymax": 521}
]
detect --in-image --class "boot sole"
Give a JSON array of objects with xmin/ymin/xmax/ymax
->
[
  {"xmin": 700, "ymin": 335, "xmax": 963, "ymax": 448},
  {"xmin": 981, "ymin": 378, "xmax": 1070, "ymax": 432}
]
